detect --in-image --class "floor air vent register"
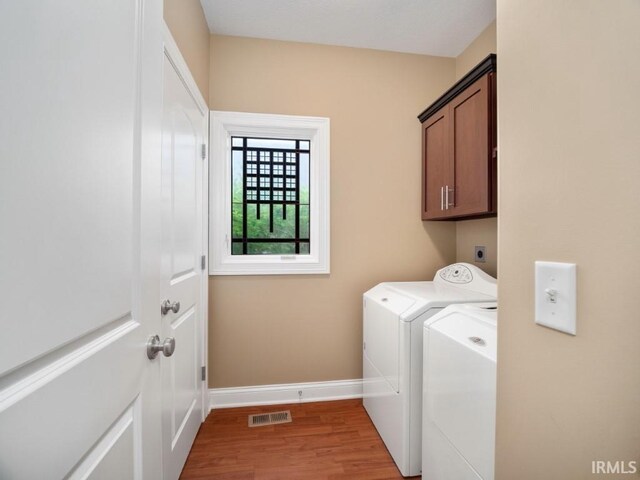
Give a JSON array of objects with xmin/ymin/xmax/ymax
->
[{"xmin": 248, "ymin": 410, "xmax": 292, "ymax": 427}]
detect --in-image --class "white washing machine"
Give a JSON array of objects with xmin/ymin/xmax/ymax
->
[
  {"xmin": 362, "ymin": 263, "xmax": 497, "ymax": 477},
  {"xmin": 422, "ymin": 303, "xmax": 498, "ymax": 480}
]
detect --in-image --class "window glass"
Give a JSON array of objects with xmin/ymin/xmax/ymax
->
[{"xmin": 231, "ymin": 137, "xmax": 310, "ymax": 255}]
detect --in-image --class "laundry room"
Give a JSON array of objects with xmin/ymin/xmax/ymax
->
[
  {"xmin": 1, "ymin": 1, "xmax": 638, "ymax": 479},
  {"xmin": 196, "ymin": 0, "xmax": 638, "ymax": 477},
  {"xmin": 205, "ymin": 6, "xmax": 497, "ymax": 401}
]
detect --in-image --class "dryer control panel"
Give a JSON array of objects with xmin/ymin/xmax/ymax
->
[
  {"xmin": 439, "ymin": 264, "xmax": 473, "ymax": 284},
  {"xmin": 434, "ymin": 263, "xmax": 497, "ymax": 298}
]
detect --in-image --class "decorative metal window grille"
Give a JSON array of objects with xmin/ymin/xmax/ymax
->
[{"xmin": 231, "ymin": 137, "xmax": 311, "ymax": 255}]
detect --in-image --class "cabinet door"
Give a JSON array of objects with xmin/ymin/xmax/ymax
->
[
  {"xmin": 422, "ymin": 106, "xmax": 452, "ymax": 220},
  {"xmin": 448, "ymin": 75, "xmax": 492, "ymax": 217}
]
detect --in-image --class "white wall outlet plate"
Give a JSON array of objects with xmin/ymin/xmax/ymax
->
[{"xmin": 535, "ymin": 261, "xmax": 577, "ymax": 335}]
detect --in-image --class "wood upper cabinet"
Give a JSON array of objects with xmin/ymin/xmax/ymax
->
[
  {"xmin": 419, "ymin": 54, "xmax": 496, "ymax": 220},
  {"xmin": 422, "ymin": 105, "xmax": 451, "ymax": 219}
]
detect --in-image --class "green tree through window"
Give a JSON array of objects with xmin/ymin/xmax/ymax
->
[{"xmin": 231, "ymin": 137, "xmax": 310, "ymax": 255}]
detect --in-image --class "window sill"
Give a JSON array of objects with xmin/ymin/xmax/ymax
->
[{"xmin": 210, "ymin": 255, "xmax": 330, "ymax": 276}]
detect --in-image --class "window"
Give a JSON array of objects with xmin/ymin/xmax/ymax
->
[
  {"xmin": 231, "ymin": 137, "xmax": 310, "ymax": 256},
  {"xmin": 210, "ymin": 111, "xmax": 330, "ymax": 275}
]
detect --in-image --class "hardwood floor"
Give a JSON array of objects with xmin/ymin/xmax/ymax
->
[{"xmin": 180, "ymin": 399, "xmax": 418, "ymax": 479}]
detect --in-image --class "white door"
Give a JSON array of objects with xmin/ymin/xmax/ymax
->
[
  {"xmin": 160, "ymin": 33, "xmax": 208, "ymax": 480},
  {"xmin": 0, "ymin": 2, "xmax": 164, "ymax": 479}
]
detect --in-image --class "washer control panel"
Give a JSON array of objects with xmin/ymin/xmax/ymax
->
[
  {"xmin": 439, "ymin": 264, "xmax": 473, "ymax": 284},
  {"xmin": 434, "ymin": 263, "xmax": 497, "ymax": 297}
]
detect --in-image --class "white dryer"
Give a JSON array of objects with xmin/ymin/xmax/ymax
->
[
  {"xmin": 362, "ymin": 263, "xmax": 496, "ymax": 477},
  {"xmin": 422, "ymin": 303, "xmax": 498, "ymax": 480}
]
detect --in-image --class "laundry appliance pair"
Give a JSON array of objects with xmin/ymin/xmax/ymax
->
[{"xmin": 363, "ymin": 263, "xmax": 497, "ymax": 479}]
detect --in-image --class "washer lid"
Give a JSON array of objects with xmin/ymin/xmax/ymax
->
[
  {"xmin": 427, "ymin": 304, "xmax": 497, "ymax": 362},
  {"xmin": 424, "ymin": 304, "xmax": 497, "ymax": 480},
  {"xmin": 364, "ymin": 283, "xmax": 416, "ymax": 316},
  {"xmin": 383, "ymin": 282, "xmax": 496, "ymax": 322}
]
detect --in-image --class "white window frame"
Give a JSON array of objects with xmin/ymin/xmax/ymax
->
[{"xmin": 209, "ymin": 111, "xmax": 330, "ymax": 275}]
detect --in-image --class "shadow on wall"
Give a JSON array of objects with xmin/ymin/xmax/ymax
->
[{"xmin": 422, "ymin": 221, "xmax": 458, "ymax": 269}]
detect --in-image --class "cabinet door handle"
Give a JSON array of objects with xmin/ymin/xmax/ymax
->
[
  {"xmin": 440, "ymin": 186, "xmax": 444, "ymax": 210},
  {"xmin": 445, "ymin": 185, "xmax": 454, "ymax": 209}
]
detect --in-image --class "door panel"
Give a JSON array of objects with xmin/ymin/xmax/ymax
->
[
  {"xmin": 169, "ymin": 306, "xmax": 198, "ymax": 439},
  {"xmin": 0, "ymin": 0, "xmax": 138, "ymax": 378},
  {"xmin": 161, "ymin": 51, "xmax": 206, "ymax": 480},
  {"xmin": 73, "ymin": 399, "xmax": 140, "ymax": 480},
  {"xmin": 0, "ymin": 321, "xmax": 140, "ymax": 479},
  {"xmin": 450, "ymin": 76, "xmax": 490, "ymax": 216},
  {"xmin": 0, "ymin": 1, "xmax": 162, "ymax": 479},
  {"xmin": 422, "ymin": 107, "xmax": 451, "ymax": 220},
  {"xmin": 170, "ymin": 109, "xmax": 199, "ymax": 277}
]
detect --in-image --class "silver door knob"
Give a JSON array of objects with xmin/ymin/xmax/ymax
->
[
  {"xmin": 146, "ymin": 335, "xmax": 176, "ymax": 359},
  {"xmin": 161, "ymin": 299, "xmax": 180, "ymax": 315}
]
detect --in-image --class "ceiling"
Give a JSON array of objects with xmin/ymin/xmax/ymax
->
[{"xmin": 200, "ymin": 0, "xmax": 495, "ymax": 57}]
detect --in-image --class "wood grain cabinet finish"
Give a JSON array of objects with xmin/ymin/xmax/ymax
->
[{"xmin": 418, "ymin": 54, "xmax": 497, "ymax": 221}]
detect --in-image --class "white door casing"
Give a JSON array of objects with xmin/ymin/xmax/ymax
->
[
  {"xmin": 160, "ymin": 25, "xmax": 209, "ymax": 480},
  {"xmin": 0, "ymin": 1, "xmax": 164, "ymax": 479}
]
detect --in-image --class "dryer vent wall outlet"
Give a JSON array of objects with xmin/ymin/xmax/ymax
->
[{"xmin": 474, "ymin": 246, "xmax": 486, "ymax": 263}]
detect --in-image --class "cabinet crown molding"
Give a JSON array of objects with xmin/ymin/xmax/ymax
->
[{"xmin": 418, "ymin": 53, "xmax": 497, "ymax": 123}]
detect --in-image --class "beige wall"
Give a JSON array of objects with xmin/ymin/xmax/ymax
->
[
  {"xmin": 454, "ymin": 21, "xmax": 498, "ymax": 277},
  {"xmin": 163, "ymin": 0, "xmax": 210, "ymax": 102},
  {"xmin": 456, "ymin": 218, "xmax": 497, "ymax": 277},
  {"xmin": 208, "ymin": 35, "xmax": 456, "ymax": 387},
  {"xmin": 496, "ymin": 1, "xmax": 640, "ymax": 478},
  {"xmin": 455, "ymin": 21, "xmax": 496, "ymax": 80}
]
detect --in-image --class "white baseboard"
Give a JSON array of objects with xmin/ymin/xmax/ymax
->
[{"xmin": 209, "ymin": 378, "xmax": 363, "ymax": 411}]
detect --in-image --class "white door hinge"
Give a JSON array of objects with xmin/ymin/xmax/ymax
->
[
  {"xmin": 201, "ymin": 366, "xmax": 206, "ymax": 381},
  {"xmin": 201, "ymin": 143, "xmax": 206, "ymax": 160},
  {"xmin": 201, "ymin": 255, "xmax": 206, "ymax": 271}
]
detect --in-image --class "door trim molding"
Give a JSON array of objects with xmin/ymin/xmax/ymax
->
[
  {"xmin": 161, "ymin": 22, "xmax": 209, "ymax": 422},
  {"xmin": 209, "ymin": 379, "xmax": 363, "ymax": 411},
  {"xmin": 161, "ymin": 23, "xmax": 208, "ymax": 115}
]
